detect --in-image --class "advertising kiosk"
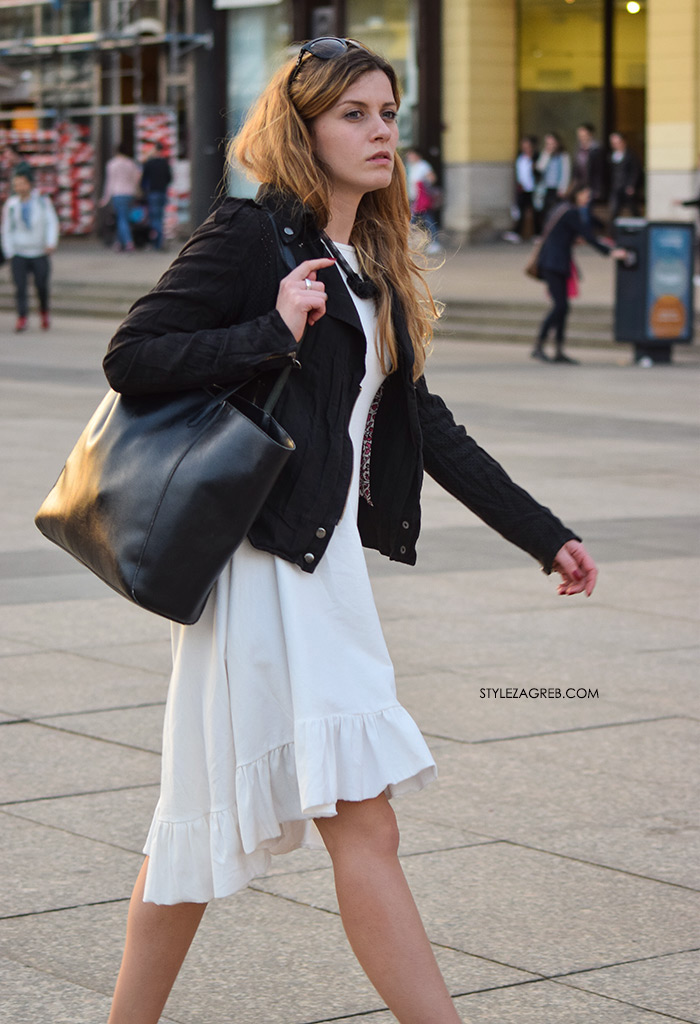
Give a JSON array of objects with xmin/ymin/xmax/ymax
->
[{"xmin": 614, "ymin": 220, "xmax": 695, "ymax": 365}]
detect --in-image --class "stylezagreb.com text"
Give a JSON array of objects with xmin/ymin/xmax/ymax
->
[{"xmin": 480, "ymin": 688, "xmax": 600, "ymax": 699}]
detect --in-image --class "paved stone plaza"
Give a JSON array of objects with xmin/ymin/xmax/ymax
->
[{"xmin": 0, "ymin": 243, "xmax": 698, "ymax": 1023}]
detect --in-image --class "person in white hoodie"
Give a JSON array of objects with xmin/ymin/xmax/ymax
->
[{"xmin": 1, "ymin": 165, "xmax": 59, "ymax": 331}]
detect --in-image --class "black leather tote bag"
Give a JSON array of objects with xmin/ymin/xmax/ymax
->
[
  {"xmin": 35, "ymin": 215, "xmax": 299, "ymax": 624},
  {"xmin": 35, "ymin": 385, "xmax": 295, "ymax": 624}
]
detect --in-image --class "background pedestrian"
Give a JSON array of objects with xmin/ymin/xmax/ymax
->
[
  {"xmin": 608, "ymin": 131, "xmax": 642, "ymax": 223},
  {"xmin": 404, "ymin": 146, "xmax": 441, "ymax": 253},
  {"xmin": 140, "ymin": 141, "xmax": 172, "ymax": 251},
  {"xmin": 533, "ymin": 186, "xmax": 627, "ymax": 363},
  {"xmin": 534, "ymin": 131, "xmax": 571, "ymax": 227},
  {"xmin": 100, "ymin": 144, "xmax": 142, "ymax": 252},
  {"xmin": 570, "ymin": 123, "xmax": 605, "ymax": 218},
  {"xmin": 1, "ymin": 165, "xmax": 59, "ymax": 331},
  {"xmin": 503, "ymin": 135, "xmax": 539, "ymax": 242}
]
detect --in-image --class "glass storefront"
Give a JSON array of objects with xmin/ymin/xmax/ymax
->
[
  {"xmin": 518, "ymin": 0, "xmax": 646, "ymax": 159},
  {"xmin": 346, "ymin": 0, "xmax": 417, "ymax": 146},
  {"xmin": 224, "ymin": 0, "xmax": 419, "ymax": 195},
  {"xmin": 224, "ymin": 1, "xmax": 294, "ymax": 196}
]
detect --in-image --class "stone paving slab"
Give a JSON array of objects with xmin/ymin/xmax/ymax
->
[
  {"xmin": 0, "ymin": 634, "xmax": 42, "ymax": 656},
  {"xmin": 2, "ymin": 785, "xmax": 486, "ymax": 870},
  {"xmin": 397, "ymin": 669, "xmax": 658, "ymax": 739},
  {"xmin": 0, "ymin": 648, "xmax": 167, "ymax": 718},
  {"xmin": 5, "ymin": 786, "xmax": 160, "ymax": 855},
  {"xmin": 403, "ymin": 722, "xmax": 699, "ymax": 887},
  {"xmin": 0, "ymin": 569, "xmax": 120, "ymax": 607},
  {"xmin": 0, "ymin": 890, "xmax": 538, "ymax": 1024},
  {"xmin": 81, "ymin": 636, "xmax": 173, "ymax": 675},
  {"xmin": 0, "ymin": 596, "xmax": 168, "ymax": 653},
  {"xmin": 0, "ymin": 959, "xmax": 117, "ymax": 1024},
  {"xmin": 0, "ymin": 813, "xmax": 142, "ymax": 917},
  {"xmin": 395, "ymin": 656, "xmax": 698, "ymax": 741},
  {"xmin": 561, "ymin": 949, "xmax": 700, "ymax": 1022},
  {"xmin": 452, "ymin": 980, "xmax": 684, "ymax": 1024},
  {"xmin": 382, "ymin": 600, "xmax": 698, "ymax": 679},
  {"xmin": 331, "ymin": 981, "xmax": 684, "ymax": 1024},
  {"xmin": 257, "ymin": 843, "xmax": 700, "ymax": 974},
  {"xmin": 40, "ymin": 704, "xmax": 166, "ymax": 753},
  {"xmin": 1, "ymin": 719, "xmax": 160, "ymax": 804}
]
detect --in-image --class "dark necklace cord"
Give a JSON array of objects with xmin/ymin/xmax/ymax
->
[{"xmin": 320, "ymin": 232, "xmax": 380, "ymax": 300}]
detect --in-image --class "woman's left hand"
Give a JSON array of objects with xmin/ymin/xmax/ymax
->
[{"xmin": 552, "ymin": 539, "xmax": 598, "ymax": 597}]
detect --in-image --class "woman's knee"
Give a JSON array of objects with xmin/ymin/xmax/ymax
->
[{"xmin": 316, "ymin": 794, "xmax": 400, "ymax": 862}]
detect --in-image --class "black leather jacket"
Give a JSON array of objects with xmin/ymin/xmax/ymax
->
[{"xmin": 104, "ymin": 192, "xmax": 578, "ymax": 573}]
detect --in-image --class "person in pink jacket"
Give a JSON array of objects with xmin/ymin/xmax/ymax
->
[{"xmin": 100, "ymin": 144, "xmax": 141, "ymax": 251}]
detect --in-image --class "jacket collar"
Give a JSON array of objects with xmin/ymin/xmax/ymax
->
[
  {"xmin": 256, "ymin": 186, "xmax": 364, "ymax": 335},
  {"xmin": 256, "ymin": 187, "xmax": 417, "ymax": 378}
]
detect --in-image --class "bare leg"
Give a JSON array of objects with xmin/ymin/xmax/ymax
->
[
  {"xmin": 107, "ymin": 857, "xmax": 207, "ymax": 1024},
  {"xmin": 315, "ymin": 795, "xmax": 462, "ymax": 1024}
]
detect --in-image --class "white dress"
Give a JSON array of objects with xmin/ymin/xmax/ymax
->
[{"xmin": 143, "ymin": 244, "xmax": 437, "ymax": 905}]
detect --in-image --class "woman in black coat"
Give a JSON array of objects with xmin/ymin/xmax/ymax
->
[
  {"xmin": 104, "ymin": 40, "xmax": 598, "ymax": 1024},
  {"xmin": 533, "ymin": 187, "xmax": 627, "ymax": 363}
]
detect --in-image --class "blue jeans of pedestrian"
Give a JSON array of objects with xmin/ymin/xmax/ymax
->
[
  {"xmin": 111, "ymin": 194, "xmax": 134, "ymax": 249},
  {"xmin": 146, "ymin": 191, "xmax": 167, "ymax": 250}
]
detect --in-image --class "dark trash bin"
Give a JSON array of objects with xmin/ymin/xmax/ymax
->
[{"xmin": 614, "ymin": 219, "xmax": 695, "ymax": 365}]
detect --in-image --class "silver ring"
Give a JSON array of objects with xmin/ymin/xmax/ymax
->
[{"xmin": 304, "ymin": 278, "xmax": 312, "ymax": 290}]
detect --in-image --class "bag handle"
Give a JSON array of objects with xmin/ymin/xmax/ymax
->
[
  {"xmin": 193, "ymin": 210, "xmax": 309, "ymax": 424},
  {"xmin": 262, "ymin": 210, "xmax": 307, "ymax": 415}
]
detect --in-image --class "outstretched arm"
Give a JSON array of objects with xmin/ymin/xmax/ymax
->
[{"xmin": 552, "ymin": 539, "xmax": 598, "ymax": 596}]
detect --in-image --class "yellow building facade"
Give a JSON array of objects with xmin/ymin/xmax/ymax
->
[{"xmin": 442, "ymin": 0, "xmax": 700, "ymax": 237}]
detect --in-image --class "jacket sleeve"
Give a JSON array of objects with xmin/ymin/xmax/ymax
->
[
  {"xmin": 416, "ymin": 377, "xmax": 579, "ymax": 572},
  {"xmin": 577, "ymin": 210, "xmax": 613, "ymax": 256},
  {"xmin": 103, "ymin": 202, "xmax": 298, "ymax": 395}
]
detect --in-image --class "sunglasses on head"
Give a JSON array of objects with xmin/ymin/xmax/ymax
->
[{"xmin": 288, "ymin": 37, "xmax": 367, "ymax": 91}]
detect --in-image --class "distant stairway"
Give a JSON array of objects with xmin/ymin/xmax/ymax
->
[
  {"xmin": 0, "ymin": 279, "xmax": 138, "ymax": 320},
  {"xmin": 435, "ymin": 300, "xmax": 616, "ymax": 349}
]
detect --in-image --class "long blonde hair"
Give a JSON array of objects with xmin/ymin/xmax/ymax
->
[{"xmin": 229, "ymin": 42, "xmax": 439, "ymax": 381}]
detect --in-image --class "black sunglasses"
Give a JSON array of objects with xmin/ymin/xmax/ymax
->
[{"xmin": 288, "ymin": 37, "xmax": 367, "ymax": 91}]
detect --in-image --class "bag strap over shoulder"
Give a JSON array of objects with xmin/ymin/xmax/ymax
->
[{"xmin": 262, "ymin": 210, "xmax": 305, "ymax": 415}]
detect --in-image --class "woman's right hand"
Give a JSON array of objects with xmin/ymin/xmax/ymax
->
[{"xmin": 276, "ymin": 258, "xmax": 336, "ymax": 342}]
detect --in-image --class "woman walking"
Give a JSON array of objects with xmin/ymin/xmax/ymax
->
[
  {"xmin": 103, "ymin": 39, "xmax": 597, "ymax": 1024},
  {"xmin": 533, "ymin": 187, "xmax": 627, "ymax": 363}
]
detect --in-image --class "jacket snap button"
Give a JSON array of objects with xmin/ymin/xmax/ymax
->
[
  {"xmin": 399, "ymin": 545, "xmax": 407, "ymax": 555},
  {"xmin": 304, "ymin": 552, "xmax": 315, "ymax": 564},
  {"xmin": 315, "ymin": 527, "xmax": 327, "ymax": 539},
  {"xmin": 402, "ymin": 521, "xmax": 410, "ymax": 529}
]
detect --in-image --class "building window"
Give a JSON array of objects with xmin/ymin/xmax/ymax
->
[
  {"xmin": 225, "ymin": 0, "xmax": 293, "ymax": 197},
  {"xmin": 346, "ymin": 0, "xmax": 416, "ymax": 146},
  {"xmin": 518, "ymin": 0, "xmax": 646, "ymax": 160}
]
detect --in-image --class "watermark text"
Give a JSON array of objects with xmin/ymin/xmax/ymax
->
[{"xmin": 480, "ymin": 687, "xmax": 599, "ymax": 700}]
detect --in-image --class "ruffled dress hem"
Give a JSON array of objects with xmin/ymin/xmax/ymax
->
[{"xmin": 143, "ymin": 704, "xmax": 437, "ymax": 905}]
